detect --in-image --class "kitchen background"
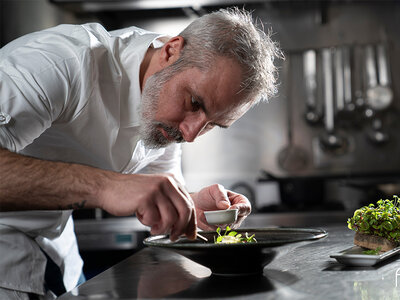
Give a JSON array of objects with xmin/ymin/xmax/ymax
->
[{"xmin": 2, "ymin": 0, "xmax": 400, "ymax": 278}]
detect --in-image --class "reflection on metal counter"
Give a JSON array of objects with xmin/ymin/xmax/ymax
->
[
  {"xmin": 58, "ymin": 225, "xmax": 400, "ymax": 300},
  {"xmin": 72, "ymin": 214, "xmax": 150, "ymax": 279}
]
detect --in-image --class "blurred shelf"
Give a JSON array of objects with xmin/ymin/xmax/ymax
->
[{"xmin": 243, "ymin": 211, "xmax": 350, "ymax": 228}]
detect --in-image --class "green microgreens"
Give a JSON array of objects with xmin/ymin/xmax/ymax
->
[
  {"xmin": 347, "ymin": 195, "xmax": 400, "ymax": 243},
  {"xmin": 214, "ymin": 226, "xmax": 257, "ymax": 244},
  {"xmin": 362, "ymin": 247, "xmax": 382, "ymax": 255}
]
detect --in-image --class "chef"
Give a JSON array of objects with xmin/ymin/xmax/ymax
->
[{"xmin": 0, "ymin": 7, "xmax": 280, "ymax": 300}]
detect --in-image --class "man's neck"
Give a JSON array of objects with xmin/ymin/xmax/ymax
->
[{"xmin": 139, "ymin": 46, "xmax": 159, "ymax": 91}]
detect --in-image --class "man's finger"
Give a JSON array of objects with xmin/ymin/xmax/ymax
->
[
  {"xmin": 153, "ymin": 195, "xmax": 179, "ymax": 236},
  {"xmin": 185, "ymin": 209, "xmax": 197, "ymax": 240},
  {"xmin": 213, "ymin": 184, "xmax": 230, "ymax": 209},
  {"xmin": 161, "ymin": 177, "xmax": 194, "ymax": 240}
]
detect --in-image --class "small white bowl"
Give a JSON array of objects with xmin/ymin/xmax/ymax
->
[{"xmin": 204, "ymin": 209, "xmax": 238, "ymax": 225}]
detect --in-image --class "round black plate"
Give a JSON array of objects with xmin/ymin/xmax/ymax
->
[{"xmin": 144, "ymin": 227, "xmax": 327, "ymax": 276}]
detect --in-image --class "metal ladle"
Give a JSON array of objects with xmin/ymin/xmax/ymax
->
[
  {"xmin": 365, "ymin": 44, "xmax": 392, "ymax": 145},
  {"xmin": 352, "ymin": 45, "xmax": 366, "ymax": 110},
  {"xmin": 303, "ymin": 49, "xmax": 322, "ymax": 124},
  {"xmin": 336, "ymin": 46, "xmax": 362, "ymax": 129},
  {"xmin": 365, "ymin": 44, "xmax": 393, "ymax": 111},
  {"xmin": 319, "ymin": 48, "xmax": 349, "ymax": 154}
]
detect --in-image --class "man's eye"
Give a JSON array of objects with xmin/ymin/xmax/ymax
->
[
  {"xmin": 191, "ymin": 96, "xmax": 201, "ymax": 111},
  {"xmin": 205, "ymin": 123, "xmax": 215, "ymax": 130}
]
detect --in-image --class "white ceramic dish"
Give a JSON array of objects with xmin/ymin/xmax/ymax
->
[
  {"xmin": 330, "ymin": 245, "xmax": 400, "ymax": 267},
  {"xmin": 204, "ymin": 209, "xmax": 238, "ymax": 225}
]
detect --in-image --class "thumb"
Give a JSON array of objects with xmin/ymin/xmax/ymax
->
[{"xmin": 215, "ymin": 185, "xmax": 230, "ymax": 210}]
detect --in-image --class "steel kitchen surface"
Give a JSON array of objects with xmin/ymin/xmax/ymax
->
[{"xmin": 58, "ymin": 225, "xmax": 400, "ymax": 299}]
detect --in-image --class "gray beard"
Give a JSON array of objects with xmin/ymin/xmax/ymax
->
[{"xmin": 139, "ymin": 69, "xmax": 184, "ymax": 149}]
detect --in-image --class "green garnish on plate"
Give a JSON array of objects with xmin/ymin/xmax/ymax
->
[
  {"xmin": 362, "ymin": 247, "xmax": 382, "ymax": 255},
  {"xmin": 347, "ymin": 195, "xmax": 400, "ymax": 243},
  {"xmin": 214, "ymin": 226, "xmax": 257, "ymax": 244}
]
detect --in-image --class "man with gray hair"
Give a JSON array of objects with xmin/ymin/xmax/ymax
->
[{"xmin": 0, "ymin": 7, "xmax": 281, "ymax": 299}]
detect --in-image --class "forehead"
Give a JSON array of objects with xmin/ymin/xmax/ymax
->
[{"xmin": 189, "ymin": 56, "xmax": 248, "ymax": 120}]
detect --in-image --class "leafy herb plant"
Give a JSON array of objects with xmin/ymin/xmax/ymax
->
[
  {"xmin": 362, "ymin": 247, "xmax": 382, "ymax": 255},
  {"xmin": 214, "ymin": 226, "xmax": 257, "ymax": 244},
  {"xmin": 347, "ymin": 195, "xmax": 400, "ymax": 243}
]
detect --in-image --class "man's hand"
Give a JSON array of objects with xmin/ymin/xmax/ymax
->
[
  {"xmin": 100, "ymin": 173, "xmax": 197, "ymax": 241},
  {"xmin": 190, "ymin": 184, "xmax": 251, "ymax": 231}
]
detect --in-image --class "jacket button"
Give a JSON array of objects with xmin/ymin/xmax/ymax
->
[{"xmin": 0, "ymin": 112, "xmax": 11, "ymax": 125}]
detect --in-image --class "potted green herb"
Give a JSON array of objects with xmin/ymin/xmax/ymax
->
[{"xmin": 347, "ymin": 195, "xmax": 400, "ymax": 252}]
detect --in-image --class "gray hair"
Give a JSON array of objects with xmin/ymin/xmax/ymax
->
[{"xmin": 171, "ymin": 7, "xmax": 282, "ymax": 104}]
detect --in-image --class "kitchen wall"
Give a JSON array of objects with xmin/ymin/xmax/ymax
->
[
  {"xmin": 0, "ymin": 0, "xmax": 77, "ymax": 46},
  {"xmin": 256, "ymin": 2, "xmax": 400, "ymax": 177}
]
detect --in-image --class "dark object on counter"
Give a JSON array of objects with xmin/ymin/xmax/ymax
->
[
  {"xmin": 279, "ymin": 177, "xmax": 326, "ymax": 210},
  {"xmin": 143, "ymin": 228, "xmax": 327, "ymax": 276}
]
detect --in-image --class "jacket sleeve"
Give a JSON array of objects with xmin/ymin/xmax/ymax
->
[{"xmin": 0, "ymin": 25, "xmax": 86, "ymax": 152}]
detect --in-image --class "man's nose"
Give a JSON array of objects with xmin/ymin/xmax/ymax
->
[{"xmin": 179, "ymin": 113, "xmax": 208, "ymax": 143}]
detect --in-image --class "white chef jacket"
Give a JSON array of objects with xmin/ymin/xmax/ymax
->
[{"xmin": 0, "ymin": 23, "xmax": 184, "ymax": 295}]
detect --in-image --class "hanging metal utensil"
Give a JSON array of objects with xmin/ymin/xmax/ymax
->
[
  {"xmin": 319, "ymin": 48, "xmax": 349, "ymax": 154},
  {"xmin": 365, "ymin": 44, "xmax": 391, "ymax": 145},
  {"xmin": 365, "ymin": 44, "xmax": 393, "ymax": 111},
  {"xmin": 303, "ymin": 49, "xmax": 321, "ymax": 124},
  {"xmin": 353, "ymin": 45, "xmax": 365, "ymax": 109},
  {"xmin": 377, "ymin": 44, "xmax": 391, "ymax": 87},
  {"xmin": 278, "ymin": 54, "xmax": 309, "ymax": 172},
  {"xmin": 337, "ymin": 45, "xmax": 363, "ymax": 129},
  {"xmin": 334, "ymin": 47, "xmax": 345, "ymax": 112},
  {"xmin": 323, "ymin": 48, "xmax": 335, "ymax": 133},
  {"xmin": 343, "ymin": 47, "xmax": 353, "ymax": 111},
  {"xmin": 336, "ymin": 46, "xmax": 361, "ymax": 129}
]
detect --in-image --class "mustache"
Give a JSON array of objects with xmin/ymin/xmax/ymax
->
[{"xmin": 157, "ymin": 122, "xmax": 185, "ymax": 143}]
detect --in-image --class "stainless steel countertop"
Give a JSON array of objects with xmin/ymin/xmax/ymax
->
[{"xmin": 59, "ymin": 224, "xmax": 400, "ymax": 299}]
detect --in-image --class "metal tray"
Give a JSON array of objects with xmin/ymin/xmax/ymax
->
[{"xmin": 330, "ymin": 245, "xmax": 400, "ymax": 267}]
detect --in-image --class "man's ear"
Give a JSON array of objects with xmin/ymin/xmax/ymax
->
[{"xmin": 159, "ymin": 36, "xmax": 184, "ymax": 67}]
